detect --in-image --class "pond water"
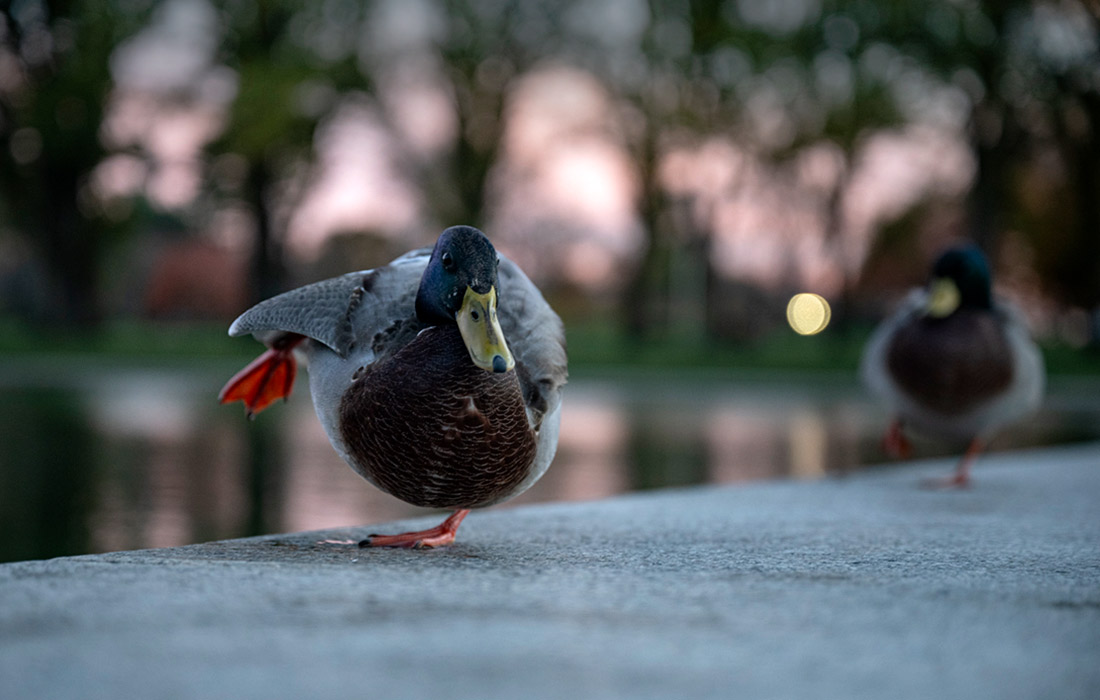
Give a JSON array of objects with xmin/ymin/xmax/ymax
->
[{"xmin": 2, "ymin": 358, "xmax": 1098, "ymax": 563}]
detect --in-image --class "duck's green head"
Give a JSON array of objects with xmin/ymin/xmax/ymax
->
[
  {"xmin": 416, "ymin": 226, "xmax": 515, "ymax": 374},
  {"xmin": 924, "ymin": 245, "xmax": 993, "ymax": 318}
]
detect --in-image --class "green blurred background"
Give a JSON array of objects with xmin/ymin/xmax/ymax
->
[{"xmin": 1, "ymin": 0, "xmax": 1099, "ymax": 562}]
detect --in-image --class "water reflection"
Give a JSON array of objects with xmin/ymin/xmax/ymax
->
[
  {"xmin": 0, "ymin": 387, "xmax": 96, "ymax": 561},
  {"xmin": 1, "ymin": 361, "xmax": 1097, "ymax": 562}
]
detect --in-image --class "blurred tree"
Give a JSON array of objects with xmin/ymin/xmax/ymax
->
[
  {"xmin": 566, "ymin": 0, "xmax": 913, "ymax": 337},
  {"xmin": 208, "ymin": 0, "xmax": 559, "ymax": 300},
  {"xmin": 163, "ymin": 0, "xmax": 1100, "ymax": 336},
  {"xmin": 868, "ymin": 0, "xmax": 1100, "ymax": 334},
  {"xmin": 5, "ymin": 0, "xmax": 1095, "ymax": 341},
  {"xmin": 353, "ymin": 0, "xmax": 528, "ymax": 228},
  {"xmin": 0, "ymin": 1, "xmax": 145, "ymax": 326},
  {"xmin": 211, "ymin": 0, "xmax": 367, "ymax": 302},
  {"xmin": 406, "ymin": 0, "xmax": 537, "ymax": 226},
  {"xmin": 994, "ymin": 2, "xmax": 1100, "ymax": 324},
  {"xmin": 602, "ymin": 0, "xmax": 1100, "ymax": 339}
]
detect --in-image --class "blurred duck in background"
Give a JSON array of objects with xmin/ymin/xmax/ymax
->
[
  {"xmin": 860, "ymin": 246, "xmax": 1045, "ymax": 488},
  {"xmin": 220, "ymin": 226, "xmax": 567, "ymax": 547}
]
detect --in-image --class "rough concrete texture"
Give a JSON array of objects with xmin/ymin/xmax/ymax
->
[{"xmin": 2, "ymin": 443, "xmax": 1099, "ymax": 700}]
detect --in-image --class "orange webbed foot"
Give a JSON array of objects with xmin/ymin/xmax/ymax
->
[
  {"xmin": 884, "ymin": 419, "xmax": 913, "ymax": 459},
  {"xmin": 921, "ymin": 438, "xmax": 981, "ymax": 490},
  {"xmin": 219, "ymin": 333, "xmax": 305, "ymax": 417},
  {"xmin": 359, "ymin": 510, "xmax": 470, "ymax": 549},
  {"xmin": 920, "ymin": 471, "xmax": 971, "ymax": 490}
]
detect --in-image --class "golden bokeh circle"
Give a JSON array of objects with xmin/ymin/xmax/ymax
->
[{"xmin": 786, "ymin": 293, "xmax": 831, "ymax": 335}]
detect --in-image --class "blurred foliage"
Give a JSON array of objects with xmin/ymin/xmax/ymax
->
[
  {"xmin": 1, "ymin": 313, "xmax": 1097, "ymax": 377},
  {"xmin": 0, "ymin": 1, "xmax": 149, "ymax": 325},
  {"xmin": 1, "ymin": 0, "xmax": 1098, "ymax": 344},
  {"xmin": 0, "ymin": 316, "xmax": 250, "ymax": 362}
]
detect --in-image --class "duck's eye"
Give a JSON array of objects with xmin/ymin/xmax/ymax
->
[{"xmin": 441, "ymin": 252, "xmax": 456, "ymax": 272}]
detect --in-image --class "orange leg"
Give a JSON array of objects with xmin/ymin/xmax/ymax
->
[
  {"xmin": 360, "ymin": 510, "xmax": 470, "ymax": 549},
  {"xmin": 884, "ymin": 418, "xmax": 913, "ymax": 459},
  {"xmin": 922, "ymin": 438, "xmax": 981, "ymax": 490},
  {"xmin": 219, "ymin": 333, "xmax": 305, "ymax": 418}
]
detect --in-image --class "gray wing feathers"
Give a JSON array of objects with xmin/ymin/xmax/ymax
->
[
  {"xmin": 498, "ymin": 256, "xmax": 568, "ymax": 421},
  {"xmin": 228, "ymin": 272, "xmax": 367, "ymax": 355},
  {"xmin": 227, "ymin": 250, "xmax": 430, "ymax": 357}
]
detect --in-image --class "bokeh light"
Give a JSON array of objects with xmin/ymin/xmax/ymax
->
[{"xmin": 786, "ymin": 292, "xmax": 831, "ymax": 335}]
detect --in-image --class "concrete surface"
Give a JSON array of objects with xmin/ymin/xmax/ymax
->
[{"xmin": 2, "ymin": 443, "xmax": 1099, "ymax": 700}]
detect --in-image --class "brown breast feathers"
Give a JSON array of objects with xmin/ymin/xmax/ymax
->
[
  {"xmin": 339, "ymin": 325, "xmax": 537, "ymax": 509},
  {"xmin": 886, "ymin": 309, "xmax": 1014, "ymax": 415}
]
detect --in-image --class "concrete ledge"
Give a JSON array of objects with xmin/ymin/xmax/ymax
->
[{"xmin": 3, "ymin": 444, "xmax": 1099, "ymax": 700}]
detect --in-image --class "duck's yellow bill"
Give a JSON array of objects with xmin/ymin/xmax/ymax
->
[
  {"xmin": 457, "ymin": 286, "xmax": 514, "ymax": 373},
  {"xmin": 926, "ymin": 277, "xmax": 961, "ymax": 318}
]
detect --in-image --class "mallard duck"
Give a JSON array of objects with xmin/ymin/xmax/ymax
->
[
  {"xmin": 860, "ymin": 245, "xmax": 1044, "ymax": 487},
  {"xmin": 220, "ymin": 226, "xmax": 567, "ymax": 547}
]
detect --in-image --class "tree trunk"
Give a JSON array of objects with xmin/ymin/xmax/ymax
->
[
  {"xmin": 41, "ymin": 168, "xmax": 101, "ymax": 326},
  {"xmin": 245, "ymin": 160, "xmax": 285, "ymax": 303},
  {"xmin": 624, "ymin": 125, "xmax": 670, "ymax": 338}
]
